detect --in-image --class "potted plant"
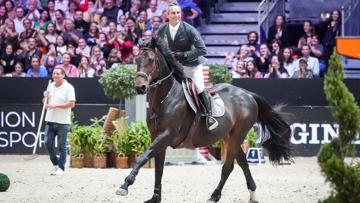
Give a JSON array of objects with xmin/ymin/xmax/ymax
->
[
  {"xmin": 92, "ymin": 133, "xmax": 108, "ymax": 168},
  {"xmin": 111, "ymin": 117, "xmax": 132, "ymax": 168},
  {"xmin": 69, "ymin": 145, "xmax": 84, "ymax": 168},
  {"xmin": 126, "ymin": 121, "xmax": 152, "ymax": 168}
]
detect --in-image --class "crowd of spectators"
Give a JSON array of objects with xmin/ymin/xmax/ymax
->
[
  {"xmin": 0, "ymin": 0, "xmax": 208, "ymax": 78},
  {"xmin": 225, "ymin": 9, "xmax": 341, "ymax": 79}
]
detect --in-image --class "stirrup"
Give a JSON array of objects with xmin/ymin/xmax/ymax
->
[{"xmin": 207, "ymin": 116, "xmax": 218, "ymax": 131}]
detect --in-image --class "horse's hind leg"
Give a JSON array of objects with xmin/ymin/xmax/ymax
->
[
  {"xmin": 207, "ymin": 140, "xmax": 237, "ymax": 203},
  {"xmin": 236, "ymin": 148, "xmax": 258, "ymax": 203}
]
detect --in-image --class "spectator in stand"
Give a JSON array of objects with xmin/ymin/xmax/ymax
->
[
  {"xmin": 281, "ymin": 47, "xmax": 296, "ymax": 77},
  {"xmin": 95, "ymin": 58, "xmax": 107, "ymax": 76},
  {"xmin": 297, "ymin": 20, "xmax": 315, "ymax": 50},
  {"xmin": 63, "ymin": 18, "xmax": 83, "ymax": 45},
  {"xmin": 264, "ymin": 55, "xmax": 288, "ymax": 78},
  {"xmin": 45, "ymin": 22, "xmax": 58, "ymax": 44},
  {"xmin": 34, "ymin": 28, "xmax": 50, "ymax": 53},
  {"xmin": 147, "ymin": 0, "xmax": 163, "ymax": 20},
  {"xmin": 55, "ymin": 53, "xmax": 78, "ymax": 77},
  {"xmin": 247, "ymin": 31, "xmax": 260, "ymax": 57},
  {"xmin": 47, "ymin": 0, "xmax": 56, "ymax": 22},
  {"xmin": 18, "ymin": 19, "xmax": 36, "ymax": 48},
  {"xmin": 90, "ymin": 45, "xmax": 103, "ymax": 68},
  {"xmin": 179, "ymin": 0, "xmax": 202, "ymax": 27},
  {"xmin": 143, "ymin": 30, "xmax": 153, "ymax": 42},
  {"xmin": 4, "ymin": 0, "xmax": 15, "ymax": 20},
  {"xmin": 126, "ymin": 0, "xmax": 141, "ymax": 19},
  {"xmin": 74, "ymin": 10, "xmax": 90, "ymax": 34},
  {"xmin": 137, "ymin": 10, "xmax": 149, "ymax": 32},
  {"xmin": 14, "ymin": 7, "xmax": 26, "ymax": 33},
  {"xmin": 113, "ymin": 31, "xmax": 133, "ymax": 62},
  {"xmin": 107, "ymin": 48, "xmax": 122, "ymax": 68},
  {"xmin": 267, "ymin": 15, "xmax": 288, "ymax": 47},
  {"xmin": 55, "ymin": 0, "xmax": 69, "ymax": 12},
  {"xmin": 14, "ymin": 0, "xmax": 26, "ymax": 9},
  {"xmin": 97, "ymin": 32, "xmax": 112, "ymax": 58},
  {"xmin": 24, "ymin": 37, "xmax": 43, "ymax": 71},
  {"xmin": 130, "ymin": 45, "xmax": 140, "ymax": 64},
  {"xmin": 4, "ymin": 62, "xmax": 26, "ymax": 77},
  {"xmin": 33, "ymin": 9, "xmax": 51, "ymax": 31},
  {"xmin": 108, "ymin": 21, "xmax": 118, "ymax": 43},
  {"xmin": 66, "ymin": 1, "xmax": 79, "ymax": 20},
  {"xmin": 246, "ymin": 60, "xmax": 262, "ymax": 78},
  {"xmin": 254, "ymin": 43, "xmax": 271, "ymax": 74},
  {"xmin": 126, "ymin": 17, "xmax": 142, "ymax": 44},
  {"xmin": 117, "ymin": 15, "xmax": 127, "ymax": 32},
  {"xmin": 99, "ymin": 15, "xmax": 110, "ymax": 33},
  {"xmin": 292, "ymin": 58, "xmax": 313, "ymax": 79},
  {"xmin": 269, "ymin": 39, "xmax": 282, "ymax": 57},
  {"xmin": 100, "ymin": 0, "xmax": 124, "ymax": 23},
  {"xmin": 84, "ymin": 22, "xmax": 99, "ymax": 46},
  {"xmin": 77, "ymin": 56, "xmax": 95, "ymax": 78},
  {"xmin": 0, "ymin": 19, "xmax": 19, "ymax": 50},
  {"xmin": 160, "ymin": 9, "xmax": 168, "ymax": 23},
  {"xmin": 27, "ymin": 55, "xmax": 48, "ymax": 77},
  {"xmin": 232, "ymin": 60, "xmax": 249, "ymax": 78},
  {"xmin": 0, "ymin": 5, "xmax": 7, "ymax": 25},
  {"xmin": 309, "ymin": 34, "xmax": 326, "ymax": 76},
  {"xmin": 26, "ymin": 0, "xmax": 41, "ymax": 21},
  {"xmin": 76, "ymin": 38, "xmax": 91, "ymax": 57},
  {"xmin": 55, "ymin": 35, "xmax": 67, "ymax": 57},
  {"xmin": 158, "ymin": 0, "xmax": 170, "ymax": 12},
  {"xmin": 319, "ymin": 9, "xmax": 341, "ymax": 71},
  {"xmin": 295, "ymin": 44, "xmax": 319, "ymax": 77},
  {"xmin": 0, "ymin": 44, "xmax": 16, "ymax": 74},
  {"xmin": 54, "ymin": 9, "xmax": 66, "ymax": 33},
  {"xmin": 43, "ymin": 43, "xmax": 60, "ymax": 75},
  {"xmin": 147, "ymin": 16, "xmax": 162, "ymax": 33}
]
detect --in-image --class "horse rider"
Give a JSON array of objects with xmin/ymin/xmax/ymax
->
[{"xmin": 155, "ymin": 1, "xmax": 218, "ymax": 130}]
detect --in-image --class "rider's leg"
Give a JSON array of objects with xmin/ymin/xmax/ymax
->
[{"xmin": 183, "ymin": 64, "xmax": 218, "ymax": 130}]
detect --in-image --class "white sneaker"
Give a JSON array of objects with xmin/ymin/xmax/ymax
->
[
  {"xmin": 51, "ymin": 168, "xmax": 64, "ymax": 176},
  {"xmin": 50, "ymin": 165, "xmax": 58, "ymax": 175}
]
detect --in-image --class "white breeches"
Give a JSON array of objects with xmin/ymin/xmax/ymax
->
[{"xmin": 183, "ymin": 64, "xmax": 205, "ymax": 93}]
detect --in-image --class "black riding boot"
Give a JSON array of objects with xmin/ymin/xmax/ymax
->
[{"xmin": 199, "ymin": 90, "xmax": 218, "ymax": 130}]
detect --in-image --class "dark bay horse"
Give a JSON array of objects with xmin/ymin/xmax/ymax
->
[{"xmin": 116, "ymin": 39, "xmax": 292, "ymax": 203}]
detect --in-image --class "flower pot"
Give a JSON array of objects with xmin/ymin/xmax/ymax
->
[
  {"xmin": 115, "ymin": 155, "xmax": 129, "ymax": 169},
  {"xmin": 93, "ymin": 154, "xmax": 107, "ymax": 168},
  {"xmin": 241, "ymin": 139, "xmax": 250, "ymax": 154},
  {"xmin": 70, "ymin": 154, "xmax": 84, "ymax": 168},
  {"xmin": 83, "ymin": 152, "xmax": 93, "ymax": 168}
]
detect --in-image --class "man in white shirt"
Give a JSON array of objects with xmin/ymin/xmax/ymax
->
[
  {"xmin": 44, "ymin": 67, "xmax": 76, "ymax": 175},
  {"xmin": 295, "ymin": 45, "xmax": 320, "ymax": 77}
]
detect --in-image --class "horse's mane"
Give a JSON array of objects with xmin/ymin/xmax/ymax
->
[{"xmin": 151, "ymin": 37, "xmax": 185, "ymax": 83}]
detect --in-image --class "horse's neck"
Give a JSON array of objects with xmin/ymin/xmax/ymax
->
[{"xmin": 148, "ymin": 77, "xmax": 175, "ymax": 108}]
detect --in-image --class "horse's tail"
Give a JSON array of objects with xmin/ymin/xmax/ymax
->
[{"xmin": 251, "ymin": 93, "xmax": 292, "ymax": 164}]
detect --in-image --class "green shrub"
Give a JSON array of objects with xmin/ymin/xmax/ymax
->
[
  {"xmin": 111, "ymin": 117, "xmax": 132, "ymax": 156},
  {"xmin": 208, "ymin": 64, "xmax": 232, "ymax": 84},
  {"xmin": 126, "ymin": 121, "xmax": 152, "ymax": 154},
  {"xmin": 246, "ymin": 128, "xmax": 258, "ymax": 147},
  {"xmin": 0, "ymin": 173, "xmax": 10, "ymax": 192},
  {"xmin": 98, "ymin": 64, "xmax": 137, "ymax": 100},
  {"xmin": 318, "ymin": 52, "xmax": 360, "ymax": 202}
]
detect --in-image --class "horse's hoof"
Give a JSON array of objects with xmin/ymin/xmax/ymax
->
[
  {"xmin": 249, "ymin": 200, "xmax": 259, "ymax": 203},
  {"xmin": 206, "ymin": 200, "xmax": 217, "ymax": 203},
  {"xmin": 115, "ymin": 188, "xmax": 128, "ymax": 196}
]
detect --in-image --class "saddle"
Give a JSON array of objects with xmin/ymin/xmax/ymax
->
[{"xmin": 181, "ymin": 78, "xmax": 225, "ymax": 117}]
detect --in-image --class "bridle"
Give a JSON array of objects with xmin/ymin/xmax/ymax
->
[{"xmin": 136, "ymin": 48, "xmax": 173, "ymax": 88}]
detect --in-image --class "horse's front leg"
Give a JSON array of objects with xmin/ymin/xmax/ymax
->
[
  {"xmin": 144, "ymin": 150, "xmax": 166, "ymax": 203},
  {"xmin": 116, "ymin": 130, "xmax": 170, "ymax": 198}
]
